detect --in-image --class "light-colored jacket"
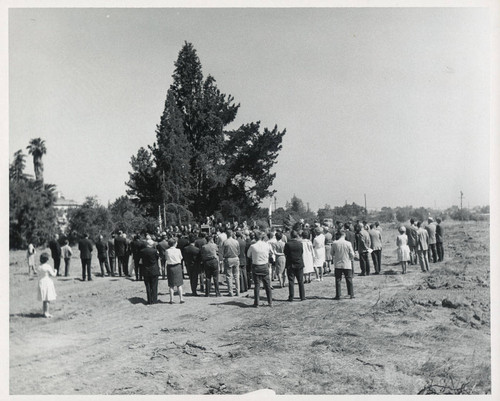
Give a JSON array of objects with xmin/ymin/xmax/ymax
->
[
  {"xmin": 417, "ymin": 228, "xmax": 429, "ymax": 251},
  {"xmin": 368, "ymin": 229, "xmax": 382, "ymax": 251},
  {"xmin": 425, "ymin": 222, "xmax": 437, "ymax": 245},
  {"xmin": 331, "ymin": 238, "xmax": 355, "ymax": 270}
]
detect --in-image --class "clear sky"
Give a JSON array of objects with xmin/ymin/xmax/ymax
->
[{"xmin": 8, "ymin": 7, "xmax": 491, "ymax": 211}]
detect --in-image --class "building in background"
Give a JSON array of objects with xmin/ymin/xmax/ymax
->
[{"xmin": 53, "ymin": 192, "xmax": 80, "ymax": 232}]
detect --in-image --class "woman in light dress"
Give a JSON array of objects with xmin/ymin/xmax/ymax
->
[
  {"xmin": 27, "ymin": 243, "xmax": 36, "ymax": 276},
  {"xmin": 324, "ymin": 228, "xmax": 333, "ymax": 274},
  {"xmin": 301, "ymin": 230, "xmax": 314, "ymax": 283},
  {"xmin": 36, "ymin": 252, "xmax": 57, "ymax": 318},
  {"xmin": 396, "ymin": 226, "xmax": 411, "ymax": 274},
  {"xmin": 312, "ymin": 227, "xmax": 326, "ymax": 281}
]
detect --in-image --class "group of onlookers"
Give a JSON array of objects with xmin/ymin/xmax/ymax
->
[
  {"xmin": 29, "ymin": 217, "xmax": 444, "ymax": 316},
  {"xmin": 403, "ymin": 217, "xmax": 445, "ymax": 273}
]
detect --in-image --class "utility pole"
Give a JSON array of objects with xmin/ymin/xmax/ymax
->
[
  {"xmin": 274, "ymin": 196, "xmax": 277, "ymax": 212},
  {"xmin": 364, "ymin": 193, "xmax": 367, "ymax": 215},
  {"xmin": 460, "ymin": 191, "xmax": 464, "ymax": 211}
]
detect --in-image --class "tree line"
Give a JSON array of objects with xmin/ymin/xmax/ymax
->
[{"xmin": 9, "ymin": 42, "xmax": 489, "ymax": 249}]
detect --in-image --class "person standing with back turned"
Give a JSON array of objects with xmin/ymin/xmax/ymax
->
[
  {"xmin": 79, "ymin": 233, "xmax": 94, "ymax": 281},
  {"xmin": 332, "ymin": 229, "xmax": 355, "ymax": 299},
  {"xmin": 284, "ymin": 230, "xmax": 305, "ymax": 302},
  {"xmin": 436, "ymin": 218, "xmax": 444, "ymax": 262}
]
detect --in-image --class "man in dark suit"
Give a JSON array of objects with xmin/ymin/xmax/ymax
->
[
  {"xmin": 48, "ymin": 234, "xmax": 62, "ymax": 276},
  {"xmin": 114, "ymin": 231, "xmax": 128, "ymax": 277},
  {"xmin": 139, "ymin": 238, "xmax": 160, "ymax": 304},
  {"xmin": 78, "ymin": 233, "xmax": 94, "ymax": 281},
  {"xmin": 407, "ymin": 219, "xmax": 418, "ymax": 265},
  {"xmin": 344, "ymin": 223, "xmax": 356, "ymax": 251},
  {"xmin": 130, "ymin": 234, "xmax": 145, "ymax": 281},
  {"xmin": 183, "ymin": 235, "xmax": 201, "ymax": 296},
  {"xmin": 436, "ymin": 218, "xmax": 444, "ymax": 262},
  {"xmin": 107, "ymin": 234, "xmax": 116, "ymax": 276},
  {"xmin": 157, "ymin": 233, "xmax": 169, "ymax": 280},
  {"xmin": 194, "ymin": 231, "xmax": 207, "ymax": 292},
  {"xmin": 284, "ymin": 230, "xmax": 305, "ymax": 301},
  {"xmin": 95, "ymin": 234, "xmax": 111, "ymax": 277}
]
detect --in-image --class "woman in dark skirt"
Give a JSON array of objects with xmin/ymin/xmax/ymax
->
[{"xmin": 165, "ymin": 238, "xmax": 185, "ymax": 304}]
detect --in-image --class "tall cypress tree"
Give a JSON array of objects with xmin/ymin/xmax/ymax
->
[
  {"xmin": 152, "ymin": 89, "xmax": 193, "ymax": 224},
  {"xmin": 127, "ymin": 42, "xmax": 285, "ymax": 222}
]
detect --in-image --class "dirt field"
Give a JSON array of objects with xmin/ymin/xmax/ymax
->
[{"xmin": 9, "ymin": 221, "xmax": 490, "ymax": 395}]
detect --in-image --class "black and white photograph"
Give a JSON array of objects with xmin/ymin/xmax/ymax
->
[{"xmin": 4, "ymin": 1, "xmax": 498, "ymax": 397}]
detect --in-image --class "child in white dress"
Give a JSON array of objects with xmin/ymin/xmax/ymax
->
[{"xmin": 36, "ymin": 252, "xmax": 57, "ymax": 318}]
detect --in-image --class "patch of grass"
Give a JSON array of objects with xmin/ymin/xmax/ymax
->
[{"xmin": 416, "ymin": 356, "xmax": 491, "ymax": 395}]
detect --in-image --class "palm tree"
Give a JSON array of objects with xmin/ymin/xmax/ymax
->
[{"xmin": 26, "ymin": 138, "xmax": 47, "ymax": 184}]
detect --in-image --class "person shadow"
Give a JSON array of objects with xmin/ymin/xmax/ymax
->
[
  {"xmin": 10, "ymin": 312, "xmax": 45, "ymax": 318},
  {"xmin": 382, "ymin": 269, "xmax": 399, "ymax": 275},
  {"xmin": 128, "ymin": 297, "xmax": 148, "ymax": 305},
  {"xmin": 210, "ymin": 301, "xmax": 255, "ymax": 308}
]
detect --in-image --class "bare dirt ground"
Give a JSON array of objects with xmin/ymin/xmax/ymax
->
[{"xmin": 9, "ymin": 221, "xmax": 490, "ymax": 395}]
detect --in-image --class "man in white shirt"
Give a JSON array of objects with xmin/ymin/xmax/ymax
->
[
  {"xmin": 331, "ymin": 230, "xmax": 355, "ymax": 300},
  {"xmin": 247, "ymin": 231, "xmax": 273, "ymax": 307}
]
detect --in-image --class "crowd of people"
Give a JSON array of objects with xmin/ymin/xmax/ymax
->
[{"xmin": 30, "ymin": 217, "xmax": 445, "ymax": 317}]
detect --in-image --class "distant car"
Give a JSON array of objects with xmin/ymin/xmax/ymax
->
[{"xmin": 323, "ymin": 218, "xmax": 334, "ymax": 227}]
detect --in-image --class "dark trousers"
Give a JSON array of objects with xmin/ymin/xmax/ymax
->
[
  {"xmin": 109, "ymin": 256, "xmax": 115, "ymax": 275},
  {"xmin": 335, "ymin": 268, "xmax": 353, "ymax": 297},
  {"xmin": 252, "ymin": 264, "xmax": 272, "ymax": 306},
  {"xmin": 436, "ymin": 242, "xmax": 444, "ymax": 262},
  {"xmin": 409, "ymin": 246, "xmax": 417, "ymax": 265},
  {"xmin": 287, "ymin": 267, "xmax": 305, "ymax": 301},
  {"xmin": 204, "ymin": 259, "xmax": 220, "ymax": 296},
  {"xmin": 198, "ymin": 262, "xmax": 205, "ymax": 290},
  {"xmin": 117, "ymin": 255, "xmax": 128, "ymax": 276},
  {"xmin": 428, "ymin": 244, "xmax": 437, "ymax": 263},
  {"xmin": 98, "ymin": 255, "xmax": 111, "ymax": 276},
  {"xmin": 186, "ymin": 263, "xmax": 200, "ymax": 295},
  {"xmin": 246, "ymin": 264, "xmax": 253, "ymax": 289},
  {"xmin": 160, "ymin": 258, "xmax": 166, "ymax": 279},
  {"xmin": 123, "ymin": 255, "xmax": 130, "ymax": 275},
  {"xmin": 359, "ymin": 252, "xmax": 371, "ymax": 275},
  {"xmin": 133, "ymin": 256, "xmax": 142, "ymax": 280},
  {"xmin": 53, "ymin": 257, "xmax": 61, "ymax": 276},
  {"xmin": 143, "ymin": 275, "xmax": 159, "ymax": 304},
  {"xmin": 239, "ymin": 264, "xmax": 248, "ymax": 292},
  {"xmin": 64, "ymin": 258, "xmax": 71, "ymax": 276},
  {"xmin": 371, "ymin": 250, "xmax": 382, "ymax": 273},
  {"xmin": 81, "ymin": 258, "xmax": 92, "ymax": 280}
]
